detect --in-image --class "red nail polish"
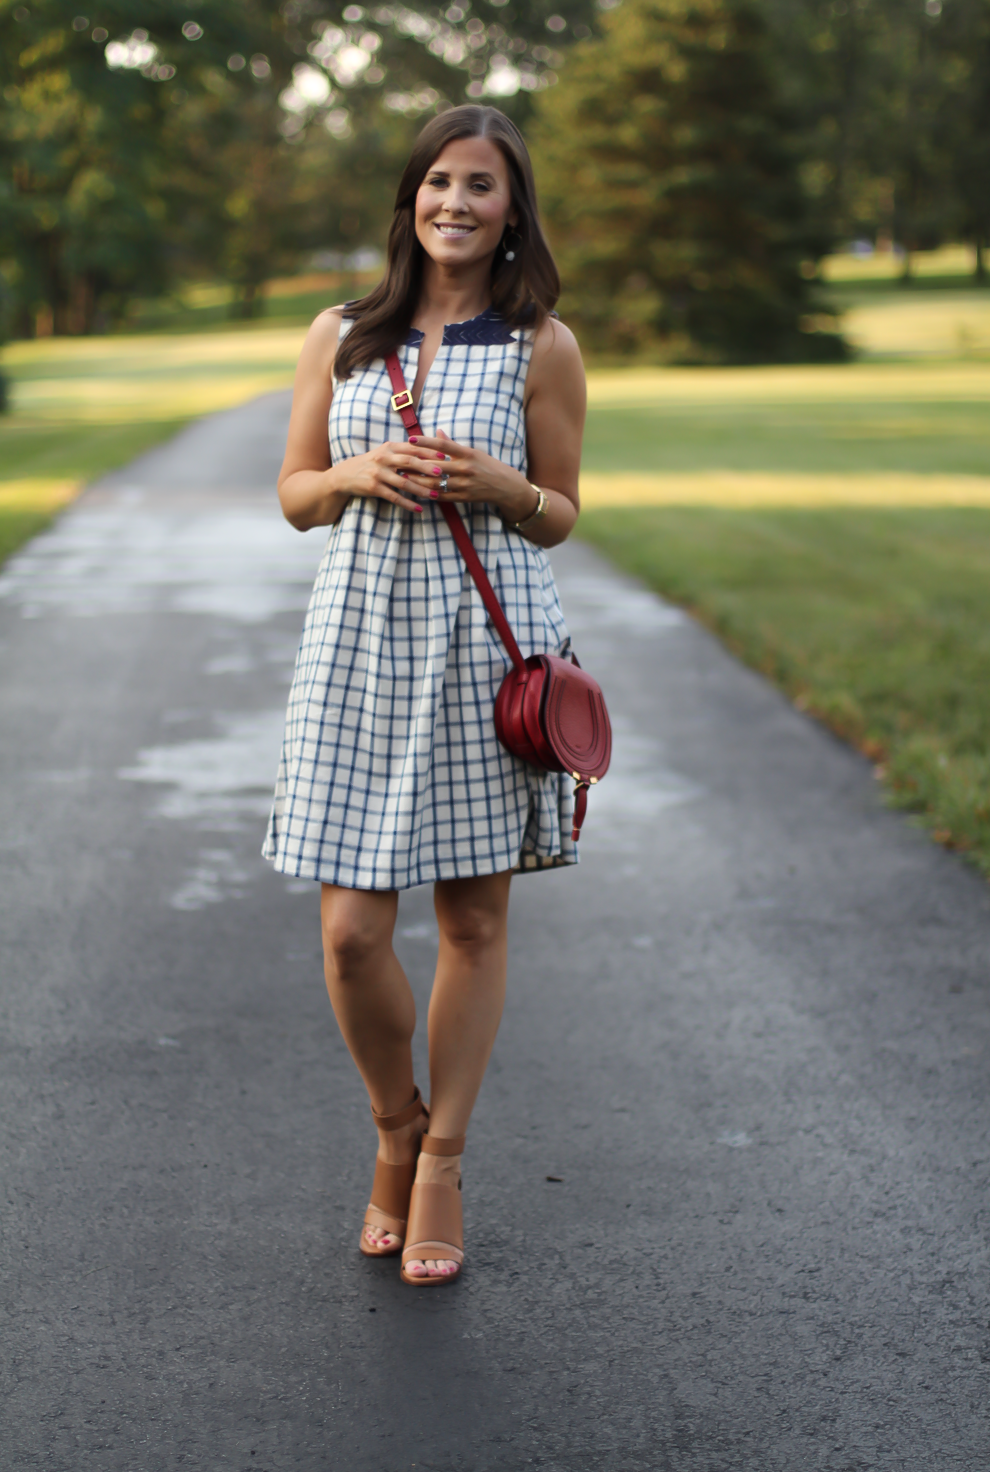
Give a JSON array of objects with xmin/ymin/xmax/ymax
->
[
  {"xmin": 409, "ymin": 436, "xmax": 418, "ymax": 443},
  {"xmin": 413, "ymin": 505, "xmax": 423, "ymax": 513},
  {"xmin": 429, "ymin": 490, "xmax": 439, "ymax": 499}
]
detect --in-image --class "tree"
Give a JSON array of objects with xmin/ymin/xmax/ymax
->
[
  {"xmin": 938, "ymin": 0, "xmax": 990, "ymax": 279},
  {"xmin": 0, "ymin": 0, "xmax": 602, "ymax": 333},
  {"xmin": 762, "ymin": 0, "xmax": 990, "ymax": 281},
  {"xmin": 531, "ymin": 0, "xmax": 844, "ymax": 361},
  {"xmin": 0, "ymin": 0, "xmax": 272, "ymax": 333}
]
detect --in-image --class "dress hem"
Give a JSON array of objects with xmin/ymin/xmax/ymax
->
[{"xmin": 262, "ymin": 844, "xmax": 577, "ymax": 891}]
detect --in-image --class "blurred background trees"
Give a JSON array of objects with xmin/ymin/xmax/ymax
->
[
  {"xmin": 1, "ymin": 0, "xmax": 987, "ymax": 359},
  {"xmin": 530, "ymin": 0, "xmax": 842, "ymax": 361}
]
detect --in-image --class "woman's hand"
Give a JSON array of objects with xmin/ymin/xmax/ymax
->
[
  {"xmin": 329, "ymin": 439, "xmax": 447, "ymax": 515},
  {"xmin": 277, "ymin": 307, "xmax": 449, "ymax": 530},
  {"xmin": 407, "ymin": 430, "xmax": 538, "ymax": 523}
]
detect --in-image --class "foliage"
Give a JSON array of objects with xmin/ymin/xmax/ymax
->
[
  {"xmin": 0, "ymin": 0, "xmax": 276, "ymax": 332},
  {"xmin": 0, "ymin": 0, "xmax": 599, "ymax": 333},
  {"xmin": 763, "ymin": 0, "xmax": 990, "ymax": 274},
  {"xmin": 531, "ymin": 0, "xmax": 844, "ymax": 362},
  {"xmin": 3, "ymin": 0, "xmax": 988, "ymax": 347}
]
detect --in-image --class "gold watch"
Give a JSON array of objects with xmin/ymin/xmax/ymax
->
[{"xmin": 509, "ymin": 484, "xmax": 548, "ymax": 532}]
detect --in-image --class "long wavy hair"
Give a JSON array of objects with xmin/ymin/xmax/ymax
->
[{"xmin": 333, "ymin": 106, "xmax": 559, "ymax": 380}]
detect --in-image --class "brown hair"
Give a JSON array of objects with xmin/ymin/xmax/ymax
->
[{"xmin": 333, "ymin": 105, "xmax": 559, "ymax": 380}]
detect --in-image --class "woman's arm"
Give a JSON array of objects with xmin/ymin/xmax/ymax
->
[
  {"xmin": 406, "ymin": 317, "xmax": 587, "ymax": 550},
  {"xmin": 277, "ymin": 306, "xmax": 446, "ymax": 532},
  {"xmin": 517, "ymin": 316, "xmax": 586, "ymax": 548}
]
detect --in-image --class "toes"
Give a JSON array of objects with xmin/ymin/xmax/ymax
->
[
  {"xmin": 404, "ymin": 1257, "xmax": 457, "ymax": 1278},
  {"xmin": 365, "ymin": 1227, "xmax": 397, "ymax": 1249}
]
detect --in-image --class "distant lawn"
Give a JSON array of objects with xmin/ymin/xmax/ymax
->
[
  {"xmin": 583, "ymin": 384, "xmax": 990, "ymax": 478},
  {"xmin": 123, "ymin": 269, "xmax": 374, "ymax": 334},
  {"xmin": 0, "ymin": 326, "xmax": 306, "ymax": 566},
  {"xmin": 577, "ymin": 505, "xmax": 990, "ymax": 874},
  {"xmin": 577, "ymin": 359, "xmax": 990, "ymax": 873}
]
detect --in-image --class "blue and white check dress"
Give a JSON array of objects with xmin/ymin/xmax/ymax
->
[{"xmin": 263, "ymin": 307, "xmax": 577, "ymax": 891}]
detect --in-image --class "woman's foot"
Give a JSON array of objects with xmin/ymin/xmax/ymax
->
[
  {"xmin": 363, "ymin": 1111, "xmax": 427, "ymax": 1252},
  {"xmin": 400, "ymin": 1130, "xmax": 464, "ymax": 1283},
  {"xmin": 359, "ymin": 1087, "xmax": 428, "ymax": 1257}
]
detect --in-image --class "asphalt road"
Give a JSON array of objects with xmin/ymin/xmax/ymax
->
[{"xmin": 2, "ymin": 392, "xmax": 989, "ymax": 1472}]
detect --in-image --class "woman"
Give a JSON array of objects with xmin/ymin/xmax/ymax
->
[{"xmin": 264, "ymin": 105, "xmax": 585, "ymax": 1285}]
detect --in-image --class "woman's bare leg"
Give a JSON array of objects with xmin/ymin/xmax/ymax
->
[
  {"xmin": 321, "ymin": 884, "xmax": 420, "ymax": 1250},
  {"xmin": 404, "ymin": 870, "xmax": 512, "ymax": 1279}
]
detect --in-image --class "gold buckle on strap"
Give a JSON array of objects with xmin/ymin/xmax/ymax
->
[{"xmin": 391, "ymin": 389, "xmax": 413, "ymax": 412}]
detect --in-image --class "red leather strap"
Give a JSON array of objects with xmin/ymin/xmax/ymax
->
[
  {"xmin": 571, "ymin": 782, "xmax": 588, "ymax": 842},
  {"xmin": 385, "ymin": 351, "xmax": 526, "ymax": 674}
]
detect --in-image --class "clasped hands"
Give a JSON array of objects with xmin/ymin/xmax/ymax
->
[{"xmin": 329, "ymin": 429, "xmax": 538, "ymax": 523}]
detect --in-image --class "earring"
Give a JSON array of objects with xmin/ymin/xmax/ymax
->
[{"xmin": 503, "ymin": 228, "xmax": 522, "ymax": 262}]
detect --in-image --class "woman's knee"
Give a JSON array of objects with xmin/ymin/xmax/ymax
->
[
  {"xmin": 321, "ymin": 896, "xmax": 393, "ymax": 975},
  {"xmin": 437, "ymin": 903, "xmax": 506, "ymax": 956}
]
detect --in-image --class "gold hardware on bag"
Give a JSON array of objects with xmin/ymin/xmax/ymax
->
[{"xmin": 391, "ymin": 389, "xmax": 413, "ymax": 411}]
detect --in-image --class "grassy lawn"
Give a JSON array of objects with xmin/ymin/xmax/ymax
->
[
  {"xmin": 578, "ymin": 505, "xmax": 990, "ymax": 871},
  {"xmin": 0, "ymin": 326, "xmax": 307, "ymax": 563},
  {"xmin": 577, "ymin": 310, "xmax": 990, "ymax": 872}
]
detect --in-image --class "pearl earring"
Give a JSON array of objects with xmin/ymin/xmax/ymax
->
[{"xmin": 503, "ymin": 229, "xmax": 521, "ymax": 262}]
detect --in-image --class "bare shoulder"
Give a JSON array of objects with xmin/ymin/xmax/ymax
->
[
  {"xmin": 297, "ymin": 304, "xmax": 348, "ymax": 378},
  {"xmin": 526, "ymin": 315, "xmax": 586, "ymax": 403}
]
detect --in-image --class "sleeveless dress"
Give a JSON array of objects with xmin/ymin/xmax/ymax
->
[{"xmin": 262, "ymin": 307, "xmax": 577, "ymax": 891}]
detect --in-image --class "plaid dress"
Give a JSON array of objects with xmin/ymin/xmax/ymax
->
[{"xmin": 263, "ymin": 308, "xmax": 577, "ymax": 891}]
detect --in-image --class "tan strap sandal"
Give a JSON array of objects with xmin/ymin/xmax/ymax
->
[
  {"xmin": 400, "ymin": 1134, "xmax": 465, "ymax": 1286},
  {"xmin": 359, "ymin": 1086, "xmax": 429, "ymax": 1258}
]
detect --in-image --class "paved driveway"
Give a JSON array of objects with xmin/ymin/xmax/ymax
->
[{"xmin": 2, "ymin": 393, "xmax": 988, "ymax": 1470}]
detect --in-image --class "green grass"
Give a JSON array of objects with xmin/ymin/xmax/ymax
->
[
  {"xmin": 578, "ymin": 355, "xmax": 990, "ymax": 873},
  {"xmin": 0, "ymin": 325, "xmax": 307, "ymax": 564},
  {"xmin": 1, "ymin": 417, "xmax": 191, "ymax": 482},
  {"xmin": 578, "ymin": 505, "xmax": 990, "ymax": 874},
  {"xmin": 583, "ymin": 397, "xmax": 990, "ymax": 477},
  {"xmin": 0, "ymin": 507, "xmax": 58, "ymax": 567},
  {"xmin": 0, "ymin": 419, "xmax": 192, "ymax": 566},
  {"xmin": 124, "ymin": 270, "xmax": 374, "ymax": 334}
]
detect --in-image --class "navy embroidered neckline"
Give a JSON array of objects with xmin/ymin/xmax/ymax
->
[{"xmin": 404, "ymin": 307, "xmax": 517, "ymax": 348}]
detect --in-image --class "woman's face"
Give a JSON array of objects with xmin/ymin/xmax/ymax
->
[{"xmin": 414, "ymin": 135, "xmax": 517, "ymax": 269}]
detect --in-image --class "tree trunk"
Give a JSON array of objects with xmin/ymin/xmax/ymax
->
[
  {"xmin": 13, "ymin": 304, "xmax": 34, "ymax": 340},
  {"xmin": 232, "ymin": 281, "xmax": 263, "ymax": 320},
  {"xmin": 66, "ymin": 273, "xmax": 96, "ymax": 335}
]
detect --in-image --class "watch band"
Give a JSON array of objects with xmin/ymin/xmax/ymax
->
[{"xmin": 509, "ymin": 485, "xmax": 548, "ymax": 532}]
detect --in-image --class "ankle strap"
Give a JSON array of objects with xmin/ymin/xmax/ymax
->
[
  {"xmin": 421, "ymin": 1133, "xmax": 465, "ymax": 1156},
  {"xmin": 371, "ymin": 1086, "xmax": 425, "ymax": 1131}
]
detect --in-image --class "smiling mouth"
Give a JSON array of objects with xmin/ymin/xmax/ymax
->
[{"xmin": 434, "ymin": 223, "xmax": 476, "ymax": 238}]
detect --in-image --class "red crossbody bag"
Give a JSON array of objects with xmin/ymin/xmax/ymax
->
[{"xmin": 384, "ymin": 351, "xmax": 611, "ymax": 841}]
